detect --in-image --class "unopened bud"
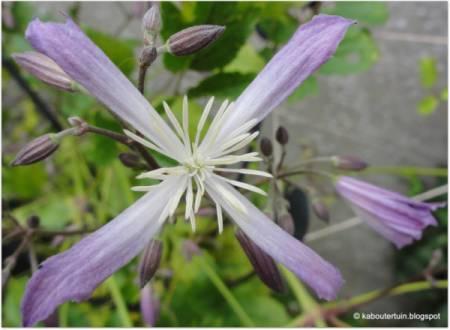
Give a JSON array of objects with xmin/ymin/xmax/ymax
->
[
  {"xmin": 138, "ymin": 240, "xmax": 162, "ymax": 288},
  {"xmin": 140, "ymin": 284, "xmax": 160, "ymax": 326},
  {"xmin": 11, "ymin": 134, "xmax": 60, "ymax": 166},
  {"xmin": 167, "ymin": 25, "xmax": 225, "ymax": 56},
  {"xmin": 139, "ymin": 47, "xmax": 157, "ymax": 69},
  {"xmin": 276, "ymin": 126, "xmax": 289, "ymax": 145},
  {"xmin": 278, "ymin": 213, "xmax": 295, "ymax": 235},
  {"xmin": 235, "ymin": 229, "xmax": 285, "ymax": 293},
  {"xmin": 12, "ymin": 51, "xmax": 75, "ymax": 92},
  {"xmin": 260, "ymin": 137, "xmax": 273, "ymax": 157},
  {"xmin": 142, "ymin": 5, "xmax": 161, "ymax": 45},
  {"xmin": 312, "ymin": 199, "xmax": 329, "ymax": 223},
  {"xmin": 332, "ymin": 155, "xmax": 368, "ymax": 171},
  {"xmin": 27, "ymin": 215, "xmax": 40, "ymax": 229},
  {"xmin": 119, "ymin": 153, "xmax": 147, "ymax": 169}
]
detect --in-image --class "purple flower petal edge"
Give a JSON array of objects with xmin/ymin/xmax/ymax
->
[
  {"xmin": 336, "ymin": 176, "xmax": 446, "ymax": 248},
  {"xmin": 25, "ymin": 18, "xmax": 184, "ymax": 157},
  {"xmin": 21, "ymin": 179, "xmax": 179, "ymax": 326},
  {"xmin": 217, "ymin": 14, "xmax": 354, "ymax": 140},
  {"xmin": 205, "ymin": 174, "xmax": 343, "ymax": 300}
]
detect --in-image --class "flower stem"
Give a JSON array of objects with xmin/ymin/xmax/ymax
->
[
  {"xmin": 197, "ymin": 256, "xmax": 255, "ymax": 327},
  {"xmin": 106, "ymin": 276, "xmax": 133, "ymax": 327}
]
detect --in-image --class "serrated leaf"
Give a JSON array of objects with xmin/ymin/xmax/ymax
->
[
  {"xmin": 323, "ymin": 2, "xmax": 389, "ymax": 26},
  {"xmin": 288, "ymin": 76, "xmax": 318, "ymax": 102},
  {"xmin": 419, "ymin": 57, "xmax": 438, "ymax": 89},
  {"xmin": 417, "ymin": 95, "xmax": 439, "ymax": 115},
  {"xmin": 319, "ymin": 26, "xmax": 379, "ymax": 75},
  {"xmin": 85, "ymin": 28, "xmax": 137, "ymax": 76},
  {"xmin": 189, "ymin": 72, "xmax": 255, "ymax": 99}
]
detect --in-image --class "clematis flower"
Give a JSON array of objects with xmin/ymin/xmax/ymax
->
[
  {"xmin": 21, "ymin": 14, "xmax": 353, "ymax": 326},
  {"xmin": 336, "ymin": 176, "xmax": 445, "ymax": 248}
]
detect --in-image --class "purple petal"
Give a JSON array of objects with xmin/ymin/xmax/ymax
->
[
  {"xmin": 205, "ymin": 174, "xmax": 343, "ymax": 300},
  {"xmin": 140, "ymin": 284, "xmax": 159, "ymax": 326},
  {"xmin": 217, "ymin": 15, "xmax": 353, "ymax": 139},
  {"xmin": 21, "ymin": 178, "xmax": 179, "ymax": 326},
  {"xmin": 336, "ymin": 176, "xmax": 443, "ymax": 248},
  {"xmin": 25, "ymin": 18, "xmax": 184, "ymax": 159}
]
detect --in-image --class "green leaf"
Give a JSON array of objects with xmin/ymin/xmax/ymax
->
[
  {"xmin": 61, "ymin": 93, "xmax": 95, "ymax": 118},
  {"xmin": 10, "ymin": 2, "xmax": 35, "ymax": 32},
  {"xmin": 419, "ymin": 57, "xmax": 438, "ymax": 88},
  {"xmin": 319, "ymin": 26, "xmax": 379, "ymax": 75},
  {"xmin": 189, "ymin": 2, "xmax": 260, "ymax": 71},
  {"xmin": 189, "ymin": 72, "xmax": 255, "ymax": 99},
  {"xmin": 3, "ymin": 163, "xmax": 48, "ymax": 199},
  {"xmin": 323, "ymin": 2, "xmax": 389, "ymax": 26},
  {"xmin": 3, "ymin": 276, "xmax": 27, "ymax": 326},
  {"xmin": 288, "ymin": 76, "xmax": 318, "ymax": 102},
  {"xmin": 85, "ymin": 28, "xmax": 137, "ymax": 76},
  {"xmin": 224, "ymin": 44, "xmax": 265, "ymax": 74},
  {"xmin": 417, "ymin": 95, "xmax": 439, "ymax": 115}
]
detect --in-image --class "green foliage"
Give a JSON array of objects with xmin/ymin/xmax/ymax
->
[
  {"xmin": 288, "ymin": 76, "xmax": 319, "ymax": 102},
  {"xmin": 319, "ymin": 26, "xmax": 379, "ymax": 75},
  {"xmin": 323, "ymin": 2, "xmax": 389, "ymax": 26},
  {"xmin": 417, "ymin": 95, "xmax": 439, "ymax": 115},
  {"xmin": 419, "ymin": 57, "xmax": 438, "ymax": 89},
  {"xmin": 189, "ymin": 72, "xmax": 255, "ymax": 99}
]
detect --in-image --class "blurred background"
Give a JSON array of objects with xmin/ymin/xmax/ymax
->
[{"xmin": 2, "ymin": 1, "xmax": 448, "ymax": 327}]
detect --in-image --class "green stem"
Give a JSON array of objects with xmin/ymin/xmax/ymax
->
[
  {"xmin": 281, "ymin": 267, "xmax": 326, "ymax": 327},
  {"xmin": 362, "ymin": 166, "xmax": 447, "ymax": 177},
  {"xmin": 106, "ymin": 276, "xmax": 132, "ymax": 327},
  {"xmin": 197, "ymin": 257, "xmax": 254, "ymax": 327},
  {"xmin": 287, "ymin": 280, "xmax": 447, "ymax": 327}
]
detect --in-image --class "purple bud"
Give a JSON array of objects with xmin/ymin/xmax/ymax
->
[
  {"xmin": 27, "ymin": 215, "xmax": 40, "ymax": 229},
  {"xmin": 140, "ymin": 284, "xmax": 159, "ymax": 327},
  {"xmin": 11, "ymin": 134, "xmax": 60, "ymax": 166},
  {"xmin": 118, "ymin": 152, "xmax": 146, "ymax": 169},
  {"xmin": 278, "ymin": 213, "xmax": 295, "ymax": 235},
  {"xmin": 275, "ymin": 126, "xmax": 289, "ymax": 145},
  {"xmin": 142, "ymin": 4, "xmax": 161, "ymax": 45},
  {"xmin": 332, "ymin": 155, "xmax": 368, "ymax": 171},
  {"xmin": 138, "ymin": 240, "xmax": 162, "ymax": 288},
  {"xmin": 235, "ymin": 229, "xmax": 285, "ymax": 293},
  {"xmin": 260, "ymin": 137, "xmax": 273, "ymax": 157},
  {"xmin": 167, "ymin": 25, "xmax": 225, "ymax": 56},
  {"xmin": 139, "ymin": 46, "xmax": 157, "ymax": 69},
  {"xmin": 12, "ymin": 51, "xmax": 75, "ymax": 92},
  {"xmin": 312, "ymin": 199, "xmax": 330, "ymax": 223}
]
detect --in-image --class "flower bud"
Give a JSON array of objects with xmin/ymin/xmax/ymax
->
[
  {"xmin": 312, "ymin": 199, "xmax": 329, "ymax": 223},
  {"xmin": 235, "ymin": 229, "xmax": 285, "ymax": 293},
  {"xmin": 138, "ymin": 240, "xmax": 162, "ymax": 288},
  {"xmin": 142, "ymin": 4, "xmax": 161, "ymax": 45},
  {"xmin": 278, "ymin": 213, "xmax": 295, "ymax": 235},
  {"xmin": 260, "ymin": 137, "xmax": 273, "ymax": 157},
  {"xmin": 167, "ymin": 25, "xmax": 225, "ymax": 56},
  {"xmin": 139, "ymin": 46, "xmax": 157, "ymax": 69},
  {"xmin": 332, "ymin": 155, "xmax": 368, "ymax": 171},
  {"xmin": 27, "ymin": 215, "xmax": 40, "ymax": 229},
  {"xmin": 118, "ymin": 152, "xmax": 147, "ymax": 170},
  {"xmin": 11, "ymin": 134, "xmax": 60, "ymax": 166},
  {"xmin": 12, "ymin": 51, "xmax": 75, "ymax": 92},
  {"xmin": 275, "ymin": 126, "xmax": 289, "ymax": 145},
  {"xmin": 140, "ymin": 284, "xmax": 159, "ymax": 326}
]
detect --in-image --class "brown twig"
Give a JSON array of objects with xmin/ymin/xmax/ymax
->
[{"xmin": 2, "ymin": 57, "xmax": 63, "ymax": 130}]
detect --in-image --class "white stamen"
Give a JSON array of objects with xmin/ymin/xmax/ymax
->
[
  {"xmin": 213, "ymin": 167, "xmax": 273, "ymax": 178},
  {"xmin": 221, "ymin": 177, "xmax": 267, "ymax": 196}
]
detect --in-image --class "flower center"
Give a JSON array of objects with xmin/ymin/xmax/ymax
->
[{"xmin": 124, "ymin": 96, "xmax": 272, "ymax": 233}]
